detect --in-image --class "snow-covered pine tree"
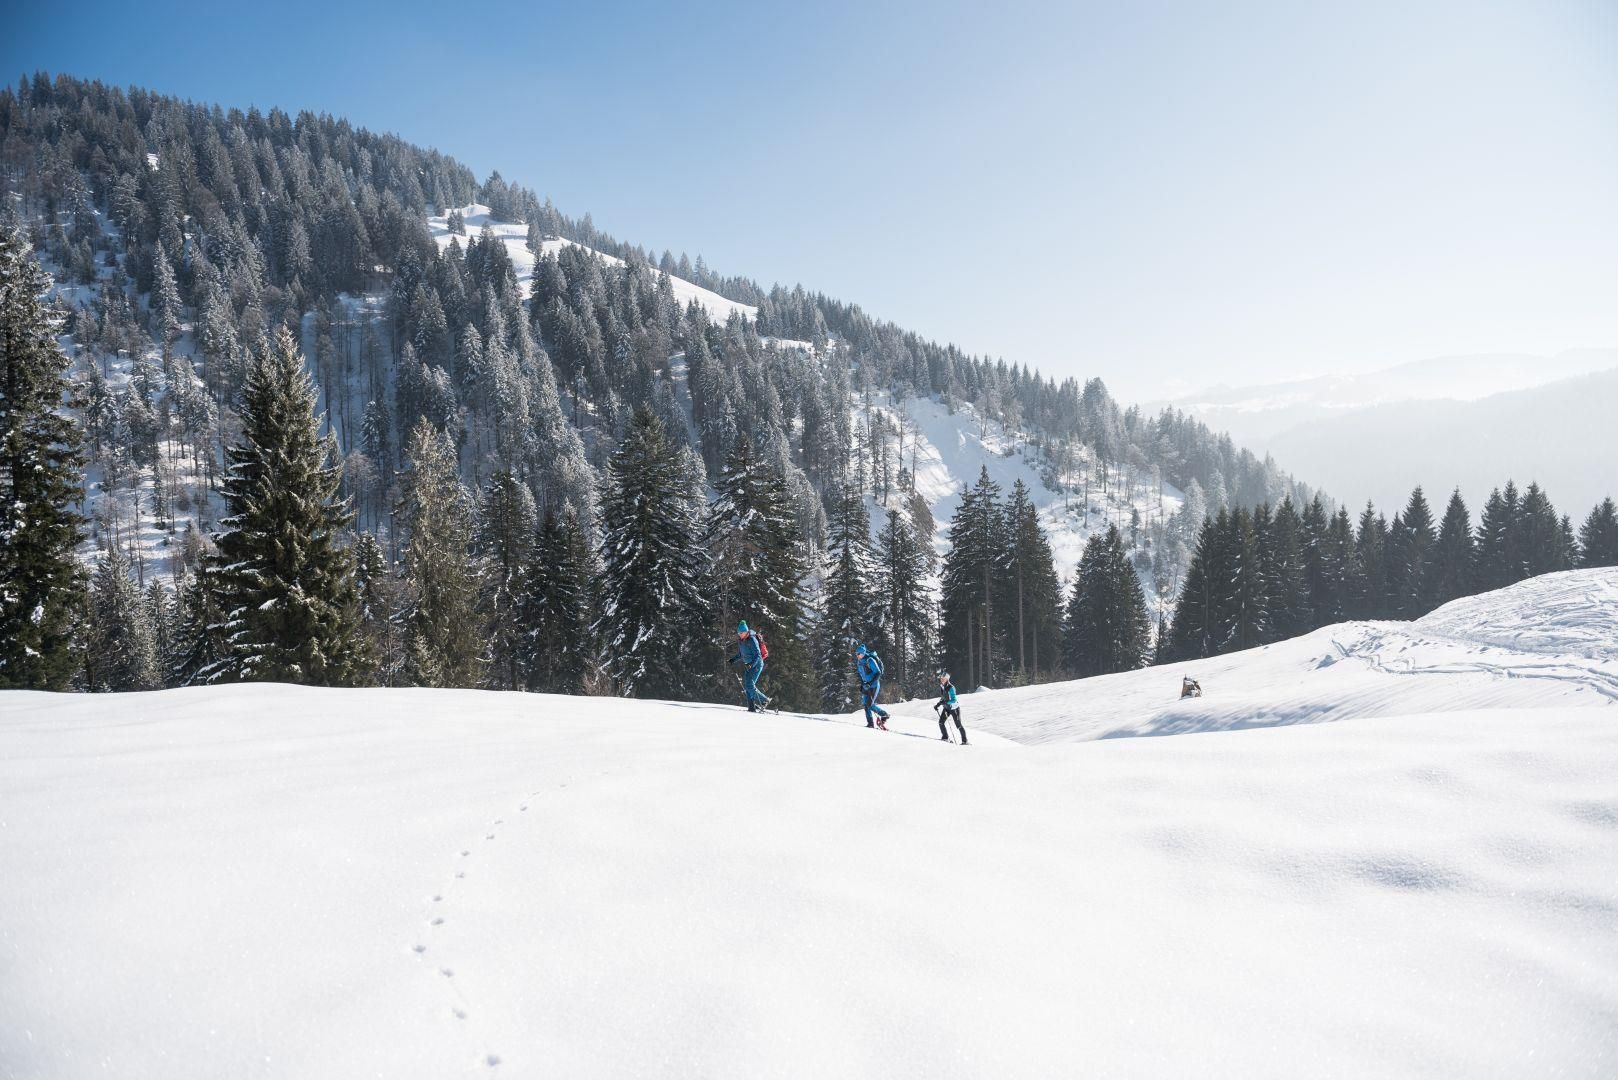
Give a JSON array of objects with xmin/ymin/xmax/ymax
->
[
  {"xmin": 0, "ymin": 224, "xmax": 86, "ymax": 689},
  {"xmin": 350, "ymin": 532, "xmax": 403, "ymax": 685},
  {"xmin": 940, "ymin": 467, "xmax": 1008, "ymax": 690},
  {"xmin": 172, "ymin": 565, "xmax": 228, "ymax": 687},
  {"xmin": 1578, "ymin": 497, "xmax": 1618, "ymax": 568},
  {"xmin": 704, "ymin": 433, "xmax": 815, "ymax": 708},
  {"xmin": 87, "ymin": 544, "xmax": 161, "ymax": 692},
  {"xmin": 1063, "ymin": 525, "xmax": 1151, "ymax": 677},
  {"xmin": 1002, "ymin": 479, "xmax": 1063, "ymax": 682},
  {"xmin": 477, "ymin": 469, "xmax": 537, "ymax": 689},
  {"xmin": 206, "ymin": 327, "xmax": 368, "ymax": 685},
  {"xmin": 592, "ymin": 407, "xmax": 712, "ymax": 699},
  {"xmin": 146, "ymin": 578, "xmax": 177, "ymax": 686},
  {"xmin": 1422, "ymin": 489, "xmax": 1475, "ymax": 611},
  {"xmin": 516, "ymin": 507, "xmax": 595, "ymax": 694},
  {"xmin": 874, "ymin": 505, "xmax": 937, "ymax": 698},
  {"xmin": 813, "ymin": 476, "xmax": 880, "ymax": 709},
  {"xmin": 400, "ymin": 416, "xmax": 485, "ymax": 687},
  {"xmin": 1166, "ymin": 517, "xmax": 1218, "ymax": 661},
  {"xmin": 1352, "ymin": 504, "xmax": 1389, "ymax": 619},
  {"xmin": 150, "ymin": 241, "xmax": 183, "ymax": 345}
]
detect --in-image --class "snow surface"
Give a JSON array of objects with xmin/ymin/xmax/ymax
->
[
  {"xmin": 427, "ymin": 205, "xmax": 757, "ymax": 325},
  {"xmin": 3, "ymin": 572, "xmax": 1616, "ymax": 1078}
]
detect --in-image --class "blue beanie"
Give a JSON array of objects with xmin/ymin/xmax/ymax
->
[
  {"xmin": 736, "ymin": 621, "xmax": 749, "ymax": 634},
  {"xmin": 854, "ymin": 643, "xmax": 867, "ymax": 655}
]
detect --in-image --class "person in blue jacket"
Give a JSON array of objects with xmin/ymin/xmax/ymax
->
[
  {"xmin": 854, "ymin": 643, "xmax": 889, "ymax": 729},
  {"xmin": 727, "ymin": 621, "xmax": 769, "ymax": 712},
  {"xmin": 933, "ymin": 671, "xmax": 967, "ymax": 744}
]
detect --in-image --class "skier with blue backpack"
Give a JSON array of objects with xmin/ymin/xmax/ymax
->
[
  {"xmin": 853, "ymin": 643, "xmax": 889, "ymax": 730},
  {"xmin": 727, "ymin": 621, "xmax": 771, "ymax": 712}
]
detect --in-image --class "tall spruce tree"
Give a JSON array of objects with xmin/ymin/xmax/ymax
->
[
  {"xmin": 1578, "ymin": 497, "xmax": 1618, "ymax": 568},
  {"xmin": 0, "ymin": 225, "xmax": 86, "ymax": 689},
  {"xmin": 1063, "ymin": 525, "xmax": 1151, "ymax": 676},
  {"xmin": 875, "ymin": 504, "xmax": 937, "ymax": 698},
  {"xmin": 172, "ymin": 566, "xmax": 228, "ymax": 687},
  {"xmin": 940, "ymin": 467, "xmax": 1007, "ymax": 690},
  {"xmin": 1475, "ymin": 482, "xmax": 1521, "ymax": 591},
  {"xmin": 704, "ymin": 434, "xmax": 814, "ymax": 708},
  {"xmin": 207, "ymin": 328, "xmax": 367, "ymax": 684},
  {"xmin": 814, "ymin": 476, "xmax": 879, "ymax": 709},
  {"xmin": 477, "ymin": 469, "xmax": 538, "ymax": 689},
  {"xmin": 1423, "ymin": 489, "xmax": 1475, "ymax": 611},
  {"xmin": 1393, "ymin": 487, "xmax": 1436, "ymax": 617},
  {"xmin": 593, "ymin": 407, "xmax": 712, "ymax": 698},
  {"xmin": 1003, "ymin": 479, "xmax": 1064, "ymax": 682},
  {"xmin": 1167, "ymin": 516, "xmax": 1219, "ymax": 660},
  {"xmin": 516, "ymin": 507, "xmax": 594, "ymax": 694},
  {"xmin": 400, "ymin": 417, "xmax": 485, "ymax": 687},
  {"xmin": 1265, "ymin": 497, "xmax": 1311, "ymax": 640},
  {"xmin": 87, "ymin": 544, "xmax": 161, "ymax": 691}
]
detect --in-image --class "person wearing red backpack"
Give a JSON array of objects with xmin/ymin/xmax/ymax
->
[{"xmin": 727, "ymin": 621, "xmax": 771, "ymax": 713}]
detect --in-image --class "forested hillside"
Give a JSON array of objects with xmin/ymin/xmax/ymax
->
[{"xmin": 21, "ymin": 71, "xmax": 1610, "ymax": 703}]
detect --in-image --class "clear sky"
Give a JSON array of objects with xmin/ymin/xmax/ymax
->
[{"xmin": 8, "ymin": 0, "xmax": 1617, "ymax": 401}]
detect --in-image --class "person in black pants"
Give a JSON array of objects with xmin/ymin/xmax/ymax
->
[{"xmin": 933, "ymin": 671, "xmax": 967, "ymax": 745}]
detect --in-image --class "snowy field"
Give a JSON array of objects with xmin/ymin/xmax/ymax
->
[{"xmin": 3, "ymin": 572, "xmax": 1616, "ymax": 1078}]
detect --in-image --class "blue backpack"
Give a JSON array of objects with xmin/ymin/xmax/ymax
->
[{"xmin": 862, "ymin": 652, "xmax": 883, "ymax": 681}]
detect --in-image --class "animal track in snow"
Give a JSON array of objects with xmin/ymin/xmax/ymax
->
[
  {"xmin": 431, "ymin": 917, "xmax": 444, "ymax": 926},
  {"xmin": 412, "ymin": 944, "xmax": 426, "ymax": 954},
  {"xmin": 439, "ymin": 967, "xmax": 454, "ymax": 978}
]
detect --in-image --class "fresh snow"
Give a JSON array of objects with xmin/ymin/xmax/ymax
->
[
  {"xmin": 4, "ymin": 570, "xmax": 1616, "ymax": 1078},
  {"xmin": 427, "ymin": 205, "xmax": 757, "ymax": 324}
]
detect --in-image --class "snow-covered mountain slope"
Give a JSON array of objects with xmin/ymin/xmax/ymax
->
[
  {"xmin": 428, "ymin": 204, "xmax": 757, "ymax": 324},
  {"xmin": 916, "ymin": 567, "xmax": 1618, "ymax": 745},
  {"xmin": 5, "ymin": 573, "xmax": 1617, "ymax": 1078},
  {"xmin": 862, "ymin": 390, "xmax": 1182, "ymax": 587}
]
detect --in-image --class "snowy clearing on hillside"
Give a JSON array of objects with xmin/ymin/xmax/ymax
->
[
  {"xmin": 860, "ymin": 390, "xmax": 1183, "ymax": 590},
  {"xmin": 427, "ymin": 205, "xmax": 757, "ymax": 324},
  {"xmin": 4, "ymin": 571, "xmax": 1616, "ymax": 1079}
]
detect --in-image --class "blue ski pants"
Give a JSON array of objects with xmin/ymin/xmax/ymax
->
[
  {"xmin": 743, "ymin": 660, "xmax": 767, "ymax": 705},
  {"xmin": 861, "ymin": 681, "xmax": 889, "ymax": 724}
]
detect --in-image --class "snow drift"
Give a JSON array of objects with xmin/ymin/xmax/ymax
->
[{"xmin": 2, "ymin": 571, "xmax": 1616, "ymax": 1079}]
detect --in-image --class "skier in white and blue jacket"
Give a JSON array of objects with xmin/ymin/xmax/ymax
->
[
  {"xmin": 933, "ymin": 671, "xmax": 967, "ymax": 744},
  {"xmin": 854, "ymin": 643, "xmax": 889, "ymax": 729}
]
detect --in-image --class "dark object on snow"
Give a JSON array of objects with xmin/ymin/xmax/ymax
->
[{"xmin": 1180, "ymin": 675, "xmax": 1203, "ymax": 699}]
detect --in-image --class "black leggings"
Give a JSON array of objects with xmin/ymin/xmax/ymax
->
[{"xmin": 937, "ymin": 706, "xmax": 965, "ymax": 740}]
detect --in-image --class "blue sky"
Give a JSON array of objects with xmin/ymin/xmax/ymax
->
[{"xmin": 8, "ymin": 0, "xmax": 1617, "ymax": 401}]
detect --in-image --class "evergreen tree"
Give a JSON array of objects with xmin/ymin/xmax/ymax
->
[
  {"xmin": 207, "ymin": 328, "xmax": 367, "ymax": 685},
  {"xmin": 1002, "ymin": 479, "xmax": 1064, "ymax": 681},
  {"xmin": 704, "ymin": 434, "xmax": 814, "ymax": 708},
  {"xmin": 0, "ymin": 224, "xmax": 86, "ymax": 689},
  {"xmin": 1392, "ymin": 487, "xmax": 1436, "ymax": 617},
  {"xmin": 172, "ymin": 566, "xmax": 229, "ymax": 688},
  {"xmin": 477, "ymin": 469, "xmax": 538, "ymax": 689},
  {"xmin": 1475, "ymin": 483, "xmax": 1520, "ymax": 591},
  {"xmin": 1423, "ymin": 489, "xmax": 1475, "ymax": 611},
  {"xmin": 87, "ymin": 544, "xmax": 160, "ymax": 691},
  {"xmin": 1222, "ymin": 507, "xmax": 1267, "ymax": 650},
  {"xmin": 940, "ymin": 467, "xmax": 1007, "ymax": 690},
  {"xmin": 1578, "ymin": 497, "xmax": 1618, "ymax": 568},
  {"xmin": 352, "ymin": 532, "xmax": 404, "ymax": 686},
  {"xmin": 592, "ymin": 407, "xmax": 712, "ymax": 698},
  {"xmin": 516, "ymin": 507, "xmax": 594, "ymax": 694},
  {"xmin": 814, "ymin": 476, "xmax": 879, "ymax": 709},
  {"xmin": 400, "ymin": 417, "xmax": 484, "ymax": 687},
  {"xmin": 146, "ymin": 578, "xmax": 177, "ymax": 686},
  {"xmin": 1518, "ymin": 482, "xmax": 1567, "ymax": 578},
  {"xmin": 1167, "ymin": 517, "xmax": 1219, "ymax": 660},
  {"xmin": 1352, "ymin": 504, "xmax": 1388, "ymax": 619},
  {"xmin": 1063, "ymin": 525, "xmax": 1151, "ymax": 677},
  {"xmin": 1264, "ymin": 497, "xmax": 1311, "ymax": 640},
  {"xmin": 874, "ymin": 505, "xmax": 937, "ymax": 698}
]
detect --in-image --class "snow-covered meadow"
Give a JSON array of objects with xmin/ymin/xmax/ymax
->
[{"xmin": 3, "ymin": 571, "xmax": 1616, "ymax": 1078}]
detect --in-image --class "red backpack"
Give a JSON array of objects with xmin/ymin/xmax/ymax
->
[{"xmin": 754, "ymin": 629, "xmax": 769, "ymax": 660}]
